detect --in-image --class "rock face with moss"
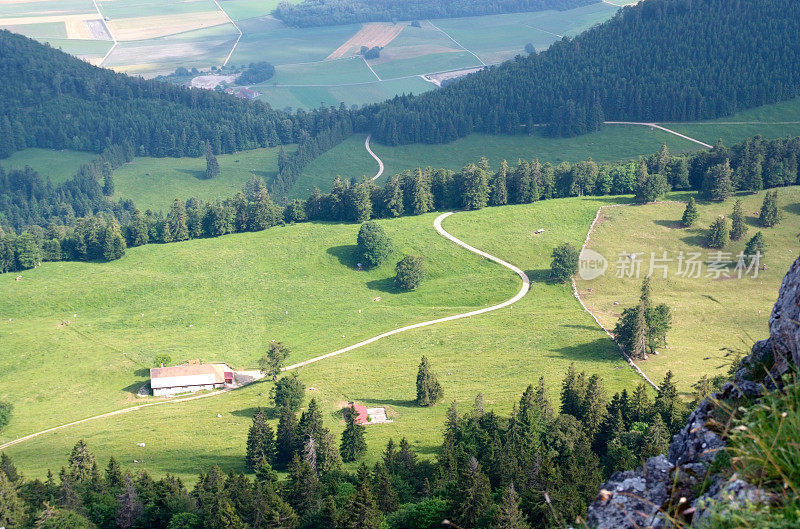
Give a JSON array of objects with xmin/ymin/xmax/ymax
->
[{"xmin": 586, "ymin": 256, "xmax": 800, "ymax": 529}]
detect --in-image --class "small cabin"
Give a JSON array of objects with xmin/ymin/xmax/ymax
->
[{"xmin": 150, "ymin": 363, "xmax": 232, "ymax": 396}]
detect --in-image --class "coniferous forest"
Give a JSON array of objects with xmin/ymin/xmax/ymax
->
[
  {"xmin": 358, "ymin": 0, "xmax": 800, "ymax": 143},
  {"xmin": 274, "ymin": 0, "xmax": 596, "ymax": 28}
]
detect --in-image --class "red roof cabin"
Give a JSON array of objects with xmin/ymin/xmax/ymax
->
[{"xmin": 349, "ymin": 403, "xmax": 369, "ymax": 425}]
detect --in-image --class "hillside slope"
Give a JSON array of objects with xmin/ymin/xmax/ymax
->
[{"xmin": 361, "ymin": 0, "xmax": 800, "ymax": 144}]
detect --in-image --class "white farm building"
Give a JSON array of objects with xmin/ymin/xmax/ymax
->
[{"xmin": 149, "ymin": 363, "xmax": 233, "ymax": 396}]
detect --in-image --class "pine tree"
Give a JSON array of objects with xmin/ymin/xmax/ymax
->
[
  {"xmin": 409, "ymin": 169, "xmax": 434, "ymax": 215},
  {"xmin": 105, "ymin": 457, "xmax": 123, "ymax": 489},
  {"xmin": 582, "ymin": 374, "xmax": 608, "ymax": 440},
  {"xmin": 415, "ymin": 356, "xmax": 443, "ymax": 406},
  {"xmin": 729, "ymin": 199, "xmax": 747, "ymax": 241},
  {"xmin": 643, "ymin": 413, "xmax": 670, "ymax": 458},
  {"xmin": 68, "ymin": 440, "xmax": 96, "ymax": 483},
  {"xmin": 383, "ymin": 175, "xmax": 405, "ymax": 217},
  {"xmin": 102, "ymin": 173, "xmax": 115, "ymax": 196},
  {"xmin": 706, "ymin": 216, "xmax": 729, "ymax": 249},
  {"xmin": 205, "ymin": 140, "xmax": 220, "ymax": 179},
  {"xmin": 102, "ymin": 219, "xmax": 126, "ymax": 261},
  {"xmin": 702, "ymin": 160, "xmax": 733, "ymax": 201},
  {"xmin": 534, "ymin": 376, "xmax": 553, "ymax": 422},
  {"xmin": 259, "ymin": 341, "xmax": 291, "ymax": 381},
  {"xmin": 340, "ymin": 405, "xmax": 367, "ymax": 462},
  {"xmin": 346, "ymin": 180, "xmax": 373, "ymax": 222},
  {"xmin": 454, "ymin": 457, "xmax": 491, "ymax": 529},
  {"xmin": 246, "ymin": 408, "xmax": 276, "ymax": 470},
  {"xmin": 653, "ymin": 371, "xmax": 686, "ymax": 434},
  {"xmin": 372, "ymin": 462, "xmax": 398, "ymax": 513},
  {"xmin": 168, "ymin": 199, "xmax": 189, "ymax": 242},
  {"xmin": 275, "ymin": 404, "xmax": 298, "ymax": 468},
  {"xmin": 744, "ymin": 231, "xmax": 766, "ymax": 259},
  {"xmin": 284, "ymin": 455, "xmax": 319, "ymax": 516},
  {"xmin": 116, "ymin": 474, "xmax": 143, "ymax": 529},
  {"xmin": 495, "ymin": 484, "xmax": 529, "ymax": 529},
  {"xmin": 657, "ymin": 143, "xmax": 670, "ymax": 175},
  {"xmin": 681, "ymin": 197, "xmax": 699, "ymax": 227},
  {"xmin": 460, "ymin": 163, "xmax": 489, "ymax": 210},
  {"xmin": 342, "ymin": 474, "xmax": 383, "ymax": 529},
  {"xmin": 473, "ymin": 393, "xmax": 485, "ymax": 417},
  {"xmin": 490, "ymin": 161, "xmax": 509, "ymax": 206},
  {"xmin": 744, "ymin": 154, "xmax": 764, "ymax": 193},
  {"xmin": 560, "ymin": 364, "xmax": 587, "ymax": 418},
  {"xmin": 759, "ymin": 190, "xmax": 781, "ymax": 227},
  {"xmin": 0, "ymin": 469, "xmax": 24, "ymax": 529}
]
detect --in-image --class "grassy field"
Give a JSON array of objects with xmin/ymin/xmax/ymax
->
[
  {"xmin": 293, "ymin": 126, "xmax": 705, "ymax": 196},
  {"xmin": 1, "ymin": 197, "xmax": 641, "ymax": 482},
  {"xmin": 0, "ymin": 148, "xmax": 97, "ymax": 184},
  {"xmin": 0, "ymin": 0, "xmax": 95, "ymax": 17},
  {"xmin": 111, "ymin": 146, "xmax": 290, "ymax": 212},
  {"xmin": 576, "ymin": 187, "xmax": 800, "ymax": 393},
  {"xmin": 218, "ymin": 0, "xmax": 298, "ymax": 22},
  {"xmin": 664, "ymin": 97, "xmax": 800, "ymax": 146}
]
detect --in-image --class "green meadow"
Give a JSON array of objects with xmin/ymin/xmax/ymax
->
[
  {"xmin": 0, "ymin": 148, "xmax": 97, "ymax": 184},
  {"xmin": 111, "ymin": 146, "xmax": 290, "ymax": 212},
  {"xmin": 577, "ymin": 187, "xmax": 800, "ymax": 393},
  {"xmin": 1, "ymin": 197, "xmax": 642, "ymax": 482}
]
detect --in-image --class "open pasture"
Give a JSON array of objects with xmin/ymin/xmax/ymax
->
[
  {"xmin": 576, "ymin": 187, "xmax": 800, "ymax": 393},
  {"xmin": 110, "ymin": 145, "xmax": 290, "ymax": 212},
  {"xmin": 1, "ymin": 198, "xmax": 640, "ymax": 482},
  {"xmin": 0, "ymin": 148, "xmax": 96, "ymax": 184},
  {"xmin": 326, "ymin": 22, "xmax": 405, "ymax": 60}
]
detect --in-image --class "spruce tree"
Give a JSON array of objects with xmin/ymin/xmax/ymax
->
[
  {"xmin": 102, "ymin": 173, "xmax": 115, "ymax": 196},
  {"xmin": 275, "ymin": 404, "xmax": 298, "ymax": 468},
  {"xmin": 68, "ymin": 440, "xmax": 96, "ymax": 483},
  {"xmin": 701, "ymin": 160, "xmax": 733, "ymax": 201},
  {"xmin": 342, "ymin": 473, "xmax": 383, "ymax": 529},
  {"xmin": 560, "ymin": 364, "xmax": 587, "ymax": 418},
  {"xmin": 285, "ymin": 455, "xmax": 320, "ymax": 516},
  {"xmin": 759, "ymin": 190, "xmax": 781, "ymax": 227},
  {"xmin": 495, "ymin": 484, "xmax": 530, "ymax": 529},
  {"xmin": 729, "ymin": 199, "xmax": 747, "ymax": 241},
  {"xmin": 653, "ymin": 371, "xmax": 686, "ymax": 434},
  {"xmin": 372, "ymin": 463, "xmax": 399, "ymax": 513},
  {"xmin": 490, "ymin": 161, "xmax": 509, "ymax": 206},
  {"xmin": 205, "ymin": 140, "xmax": 220, "ymax": 180},
  {"xmin": 643, "ymin": 413, "xmax": 670, "ymax": 458},
  {"xmin": 105, "ymin": 457, "xmax": 123, "ymax": 489},
  {"xmin": 582, "ymin": 374, "xmax": 608, "ymax": 440},
  {"xmin": 706, "ymin": 216, "xmax": 729, "ymax": 249},
  {"xmin": 681, "ymin": 197, "xmax": 699, "ymax": 227},
  {"xmin": 383, "ymin": 175, "xmax": 405, "ymax": 217},
  {"xmin": 744, "ymin": 231, "xmax": 766, "ymax": 259},
  {"xmin": 168, "ymin": 199, "xmax": 189, "ymax": 242},
  {"xmin": 415, "ymin": 356, "xmax": 443, "ymax": 406},
  {"xmin": 0, "ymin": 469, "xmax": 24, "ymax": 529},
  {"xmin": 460, "ymin": 163, "xmax": 490, "ymax": 210},
  {"xmin": 102, "ymin": 219, "xmax": 126, "ymax": 261},
  {"xmin": 259, "ymin": 341, "xmax": 291, "ymax": 381},
  {"xmin": 246, "ymin": 408, "xmax": 276, "ymax": 470},
  {"xmin": 534, "ymin": 376, "xmax": 553, "ymax": 422},
  {"xmin": 340, "ymin": 405, "xmax": 367, "ymax": 462},
  {"xmin": 409, "ymin": 169, "xmax": 434, "ymax": 215},
  {"xmin": 454, "ymin": 457, "xmax": 491, "ymax": 529},
  {"xmin": 744, "ymin": 154, "xmax": 764, "ymax": 193},
  {"xmin": 116, "ymin": 474, "xmax": 143, "ymax": 529}
]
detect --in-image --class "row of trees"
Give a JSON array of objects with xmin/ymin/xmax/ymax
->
[
  {"xmin": 358, "ymin": 0, "xmax": 800, "ymax": 142},
  {"xmin": 274, "ymin": 0, "xmax": 593, "ymax": 27},
  {"xmin": 0, "ymin": 366, "xmax": 694, "ymax": 529}
]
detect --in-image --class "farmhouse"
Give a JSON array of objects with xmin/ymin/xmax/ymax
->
[{"xmin": 150, "ymin": 363, "xmax": 233, "ymax": 396}]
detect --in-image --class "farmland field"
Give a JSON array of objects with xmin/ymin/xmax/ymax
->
[
  {"xmin": 577, "ymin": 187, "xmax": 800, "ymax": 393},
  {"xmin": 1, "ymin": 197, "xmax": 641, "ymax": 482}
]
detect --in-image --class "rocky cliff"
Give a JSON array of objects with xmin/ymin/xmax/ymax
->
[{"xmin": 586, "ymin": 256, "xmax": 800, "ymax": 529}]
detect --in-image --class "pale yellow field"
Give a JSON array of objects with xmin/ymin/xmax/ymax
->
[
  {"xmin": 107, "ymin": 10, "xmax": 228, "ymax": 41},
  {"xmin": 0, "ymin": 13, "xmax": 100, "ymax": 38},
  {"xmin": 326, "ymin": 22, "xmax": 405, "ymax": 60}
]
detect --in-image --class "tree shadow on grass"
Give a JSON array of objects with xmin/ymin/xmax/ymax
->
[
  {"xmin": 550, "ymin": 338, "xmax": 626, "ymax": 365},
  {"xmin": 526, "ymin": 268, "xmax": 551, "ymax": 284},
  {"xmin": 354, "ymin": 397, "xmax": 418, "ymax": 409},
  {"xmin": 176, "ymin": 168, "xmax": 206, "ymax": 180},
  {"xmin": 782, "ymin": 202, "xmax": 800, "ymax": 216},
  {"xmin": 654, "ymin": 219, "xmax": 683, "ymax": 229},
  {"xmin": 366, "ymin": 276, "xmax": 401, "ymax": 294},
  {"xmin": 680, "ymin": 229, "xmax": 707, "ymax": 248},
  {"xmin": 134, "ymin": 368, "xmax": 150, "ymax": 377},
  {"xmin": 327, "ymin": 245, "xmax": 359, "ymax": 268},
  {"xmin": 122, "ymin": 380, "xmax": 148, "ymax": 395}
]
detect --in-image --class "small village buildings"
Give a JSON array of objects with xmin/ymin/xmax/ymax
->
[{"xmin": 150, "ymin": 363, "xmax": 234, "ymax": 396}]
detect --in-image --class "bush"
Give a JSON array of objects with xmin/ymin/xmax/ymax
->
[
  {"xmin": 550, "ymin": 242, "xmax": 579, "ymax": 283},
  {"xmin": 271, "ymin": 374, "xmax": 305, "ymax": 411},
  {"xmin": 357, "ymin": 221, "xmax": 392, "ymax": 268},
  {"xmin": 395, "ymin": 255, "xmax": 426, "ymax": 291},
  {"xmin": 681, "ymin": 197, "xmax": 699, "ymax": 227},
  {"xmin": 0, "ymin": 400, "xmax": 11, "ymax": 431}
]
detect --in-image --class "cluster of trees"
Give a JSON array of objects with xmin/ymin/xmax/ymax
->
[
  {"xmin": 358, "ymin": 0, "xmax": 800, "ymax": 141},
  {"xmin": 274, "ymin": 0, "xmax": 594, "ymax": 27},
  {"xmin": 236, "ymin": 62, "xmax": 276, "ymax": 85},
  {"xmin": 0, "ymin": 366, "xmax": 694, "ymax": 529},
  {"xmin": 614, "ymin": 277, "xmax": 672, "ymax": 360}
]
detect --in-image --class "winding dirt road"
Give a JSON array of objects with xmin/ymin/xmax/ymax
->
[
  {"xmin": 365, "ymin": 134, "xmax": 384, "ymax": 181},
  {"xmin": 0, "ymin": 213, "xmax": 529, "ymax": 451}
]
